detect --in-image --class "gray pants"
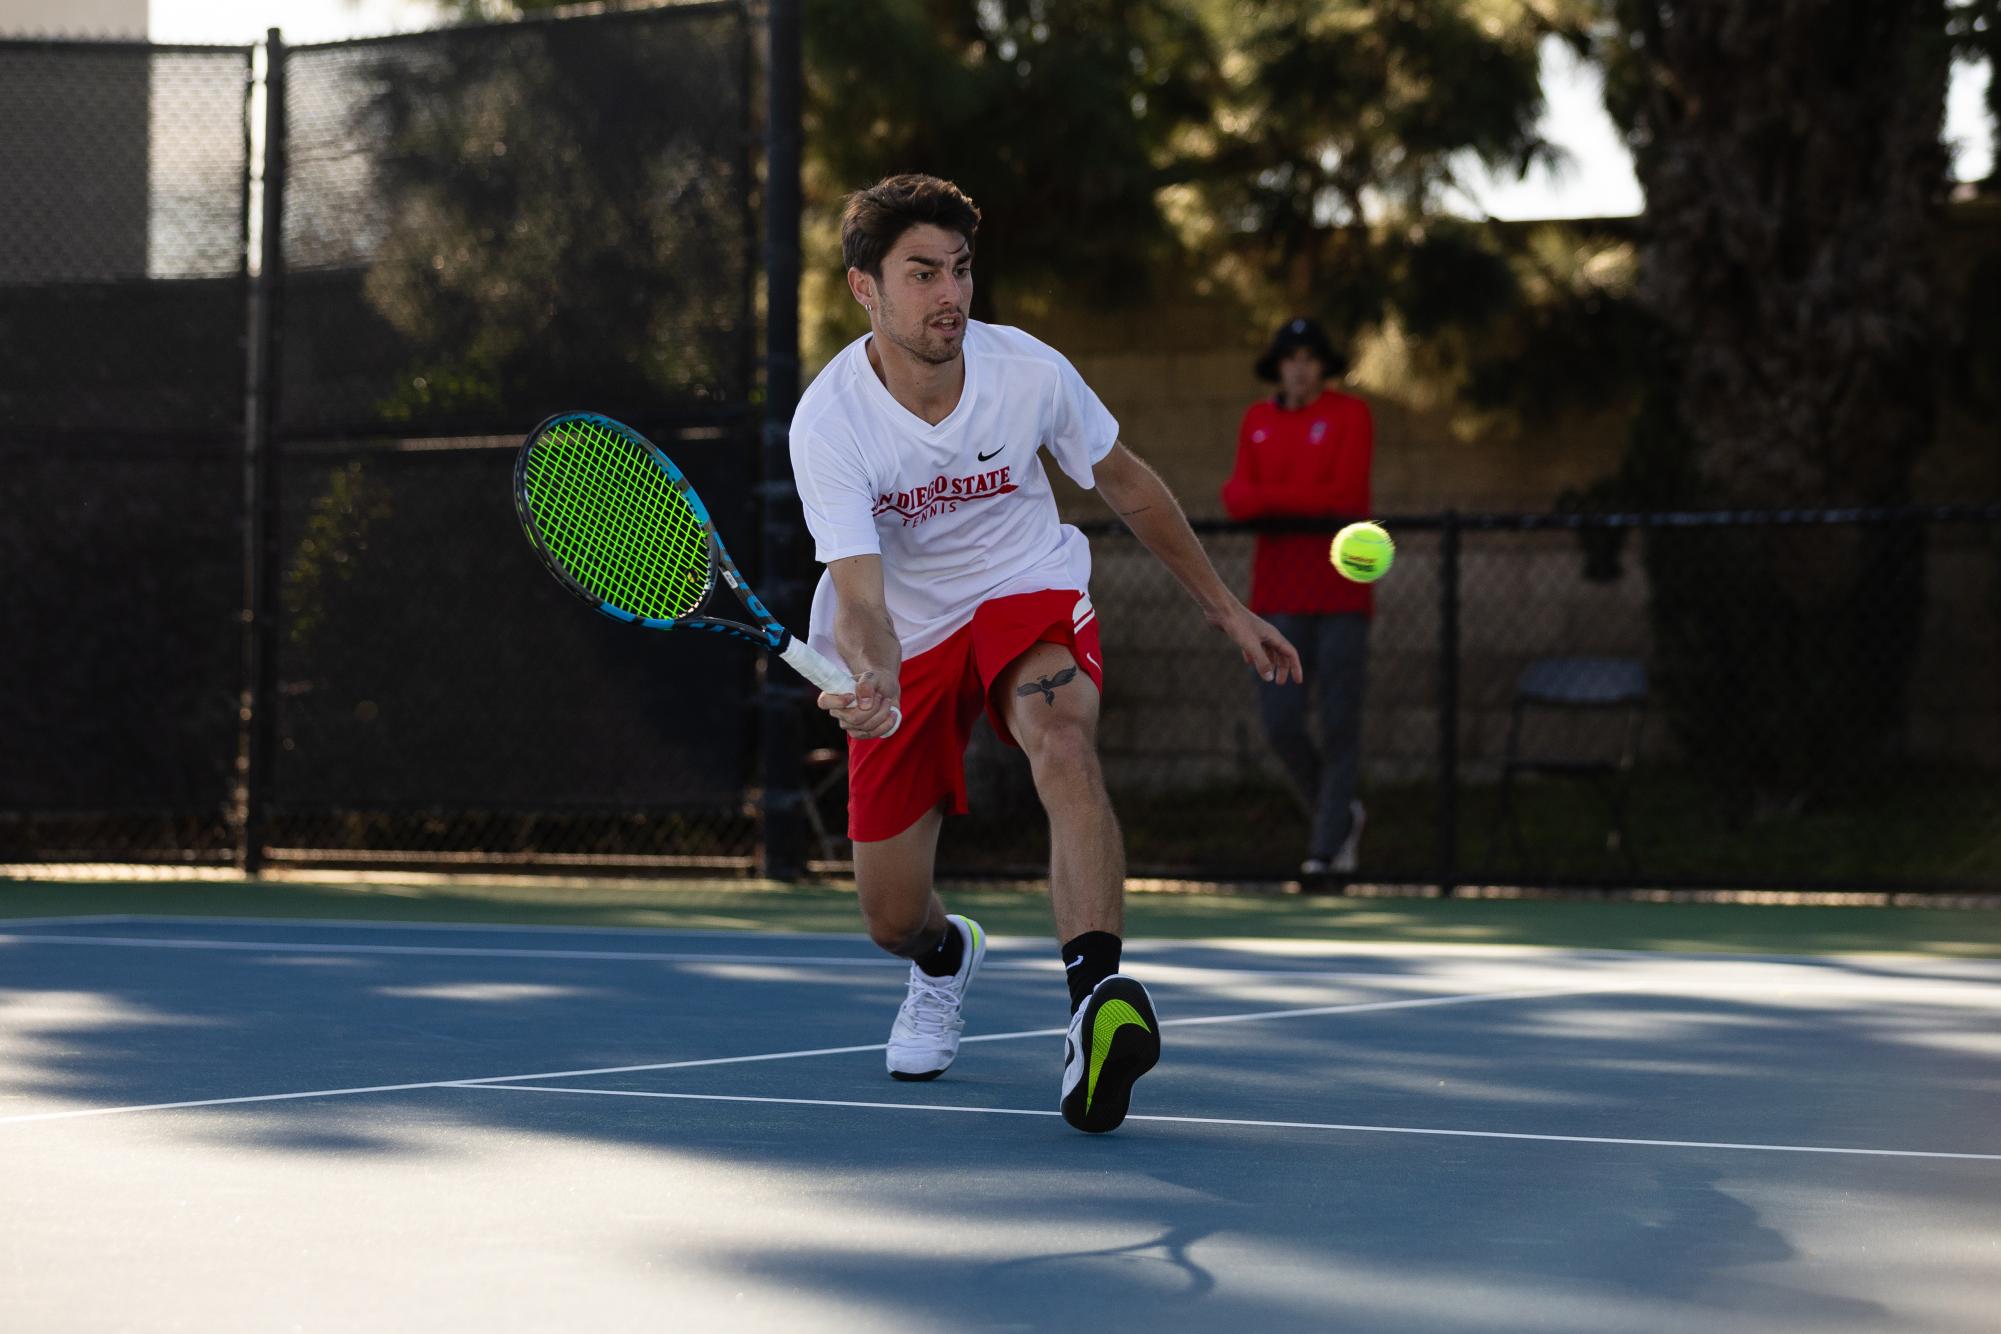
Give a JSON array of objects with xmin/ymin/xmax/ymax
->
[{"xmin": 1255, "ymin": 613, "xmax": 1369, "ymax": 859}]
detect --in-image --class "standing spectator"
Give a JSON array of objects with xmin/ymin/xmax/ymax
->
[{"xmin": 1221, "ymin": 318, "xmax": 1375, "ymax": 877}]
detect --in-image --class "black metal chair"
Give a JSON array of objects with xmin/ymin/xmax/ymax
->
[
  {"xmin": 800, "ymin": 743, "xmax": 850, "ymax": 867},
  {"xmin": 1486, "ymin": 656, "xmax": 1648, "ymax": 876}
]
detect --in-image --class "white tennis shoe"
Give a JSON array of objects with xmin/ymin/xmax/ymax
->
[{"xmin": 886, "ymin": 915, "xmax": 986, "ymax": 1081}]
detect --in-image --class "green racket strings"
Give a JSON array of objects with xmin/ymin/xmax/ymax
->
[{"xmin": 523, "ymin": 418, "xmax": 712, "ymax": 620}]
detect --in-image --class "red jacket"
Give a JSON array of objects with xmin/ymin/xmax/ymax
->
[{"xmin": 1220, "ymin": 389, "xmax": 1374, "ymax": 617}]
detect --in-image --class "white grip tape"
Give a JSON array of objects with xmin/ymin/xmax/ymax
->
[{"xmin": 777, "ymin": 637, "xmax": 902, "ymax": 738}]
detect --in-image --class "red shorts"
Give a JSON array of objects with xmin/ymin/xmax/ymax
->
[{"xmin": 847, "ymin": 589, "xmax": 1103, "ymax": 842}]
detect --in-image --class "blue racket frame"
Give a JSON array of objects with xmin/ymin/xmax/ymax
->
[
  {"xmin": 514, "ymin": 411, "xmax": 891, "ymax": 723},
  {"xmin": 514, "ymin": 410, "xmax": 789, "ymax": 650}
]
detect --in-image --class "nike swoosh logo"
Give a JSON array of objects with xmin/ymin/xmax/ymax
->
[
  {"xmin": 976, "ymin": 447, "xmax": 1002, "ymax": 461},
  {"xmin": 1086, "ymin": 999, "xmax": 1150, "ymax": 1114}
]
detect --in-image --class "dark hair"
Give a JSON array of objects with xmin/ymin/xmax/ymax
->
[
  {"xmin": 1254, "ymin": 316, "xmax": 1349, "ymax": 382},
  {"xmin": 840, "ymin": 174, "xmax": 981, "ymax": 277}
]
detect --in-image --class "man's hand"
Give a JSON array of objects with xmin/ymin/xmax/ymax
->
[
  {"xmin": 1209, "ymin": 602, "xmax": 1303, "ymax": 685},
  {"xmin": 1094, "ymin": 445, "xmax": 1304, "ymax": 686},
  {"xmin": 819, "ymin": 669, "xmax": 902, "ymax": 738}
]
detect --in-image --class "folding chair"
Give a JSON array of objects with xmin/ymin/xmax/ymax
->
[
  {"xmin": 1486, "ymin": 655, "xmax": 1648, "ymax": 876},
  {"xmin": 800, "ymin": 743, "xmax": 850, "ymax": 868}
]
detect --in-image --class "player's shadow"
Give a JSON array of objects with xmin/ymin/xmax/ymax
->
[
  {"xmin": 691, "ymin": 1130, "xmax": 1889, "ymax": 1332},
  {"xmin": 981, "ymin": 1222, "xmax": 1217, "ymax": 1300}
]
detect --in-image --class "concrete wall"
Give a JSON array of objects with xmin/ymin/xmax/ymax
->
[{"xmin": 1033, "ymin": 296, "xmax": 1638, "ymax": 523}]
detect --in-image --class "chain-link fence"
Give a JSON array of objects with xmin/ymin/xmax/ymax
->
[
  {"xmin": 2, "ymin": 9, "xmax": 764, "ymax": 872},
  {"xmin": 274, "ymin": 9, "xmax": 755, "ymax": 440},
  {"xmin": 914, "ymin": 508, "xmax": 2001, "ymax": 892},
  {"xmin": 7, "ymin": 23, "xmax": 1998, "ymax": 892},
  {"xmin": 0, "ymin": 40, "xmax": 252, "ymax": 865},
  {"xmin": 254, "ymin": 5, "xmax": 760, "ymax": 870}
]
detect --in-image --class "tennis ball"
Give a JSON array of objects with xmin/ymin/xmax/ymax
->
[{"xmin": 1330, "ymin": 521, "xmax": 1394, "ymax": 583}]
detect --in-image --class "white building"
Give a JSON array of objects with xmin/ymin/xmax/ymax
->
[
  {"xmin": 0, "ymin": 0, "xmax": 146, "ymax": 37},
  {"xmin": 0, "ymin": 1, "xmax": 159, "ymax": 282}
]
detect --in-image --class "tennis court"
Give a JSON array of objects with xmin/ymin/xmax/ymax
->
[{"xmin": 6, "ymin": 907, "xmax": 1999, "ymax": 1332}]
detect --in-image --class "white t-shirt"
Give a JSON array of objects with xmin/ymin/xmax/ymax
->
[{"xmin": 790, "ymin": 321, "xmax": 1119, "ymax": 663}]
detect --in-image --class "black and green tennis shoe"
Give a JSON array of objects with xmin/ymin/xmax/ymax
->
[{"xmin": 1059, "ymin": 974, "xmax": 1160, "ymax": 1133}]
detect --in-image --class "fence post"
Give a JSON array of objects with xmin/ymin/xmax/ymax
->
[
  {"xmin": 236, "ymin": 29, "xmax": 285, "ymax": 875},
  {"xmin": 758, "ymin": 0, "xmax": 810, "ymax": 880},
  {"xmin": 1437, "ymin": 510, "xmax": 1460, "ymax": 896}
]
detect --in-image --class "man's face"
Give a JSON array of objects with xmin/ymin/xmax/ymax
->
[
  {"xmin": 1278, "ymin": 345, "xmax": 1327, "ymax": 402},
  {"xmin": 851, "ymin": 223, "xmax": 972, "ymax": 366}
]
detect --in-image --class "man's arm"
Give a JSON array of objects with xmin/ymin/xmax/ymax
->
[
  {"xmin": 1093, "ymin": 443, "xmax": 1302, "ymax": 685},
  {"xmin": 822, "ymin": 554, "xmax": 902, "ymax": 738}
]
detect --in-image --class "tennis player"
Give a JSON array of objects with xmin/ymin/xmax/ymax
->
[{"xmin": 789, "ymin": 174, "xmax": 1301, "ymax": 1134}]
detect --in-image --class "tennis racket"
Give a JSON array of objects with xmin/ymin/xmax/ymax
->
[{"xmin": 513, "ymin": 411, "xmax": 899, "ymax": 735}]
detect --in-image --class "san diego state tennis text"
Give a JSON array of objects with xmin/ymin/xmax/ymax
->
[{"xmin": 872, "ymin": 467, "xmax": 1018, "ymax": 527}]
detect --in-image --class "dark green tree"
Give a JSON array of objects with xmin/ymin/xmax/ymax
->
[
  {"xmin": 1193, "ymin": 0, "xmax": 1578, "ymax": 341},
  {"xmin": 800, "ymin": 0, "xmax": 1222, "ymax": 321},
  {"xmin": 1594, "ymin": 1, "xmax": 1958, "ymax": 814},
  {"xmin": 345, "ymin": 11, "xmax": 755, "ymax": 425},
  {"xmin": 416, "ymin": 3, "xmax": 1587, "ymax": 362}
]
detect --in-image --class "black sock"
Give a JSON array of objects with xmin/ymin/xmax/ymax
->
[
  {"xmin": 1062, "ymin": 931, "xmax": 1122, "ymax": 1011},
  {"xmin": 913, "ymin": 917, "xmax": 965, "ymax": 978}
]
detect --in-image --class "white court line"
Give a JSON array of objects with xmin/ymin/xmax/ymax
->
[
  {"xmin": 36, "ymin": 914, "xmax": 883, "ymax": 942},
  {"xmin": 0, "ymin": 986, "xmax": 1589, "ymax": 1127},
  {"xmin": 0, "ymin": 931, "xmax": 1493, "ymax": 981},
  {"xmin": 0, "ymin": 932, "xmax": 1392, "ymax": 980},
  {"xmin": 0, "ymin": 1076, "xmax": 536, "ymax": 1126},
  {"xmin": 0, "ymin": 915, "xmax": 140, "ymax": 929},
  {"xmin": 15, "ymin": 908, "xmax": 2000, "ymax": 972},
  {"xmin": 0, "ymin": 931, "xmax": 1614, "ymax": 983},
  {"xmin": 0, "ymin": 933, "xmax": 947, "ymax": 968},
  {"xmin": 23, "ymin": 920, "xmax": 2000, "ymax": 992},
  {"xmin": 9, "ymin": 933, "xmax": 2001, "ymax": 1005},
  {"xmin": 0, "ymin": 1042, "xmax": 894, "ymax": 1127},
  {"xmin": 0, "ymin": 931, "xmax": 1578, "ymax": 990},
  {"xmin": 458, "ymin": 1084, "xmax": 2001, "ymax": 1163},
  {"xmin": 19, "ymin": 915, "xmax": 2001, "ymax": 976}
]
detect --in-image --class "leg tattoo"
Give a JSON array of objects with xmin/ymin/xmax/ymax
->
[{"xmin": 1016, "ymin": 665, "xmax": 1079, "ymax": 707}]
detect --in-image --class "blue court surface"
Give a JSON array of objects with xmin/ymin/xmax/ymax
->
[{"xmin": 5, "ymin": 914, "xmax": 2000, "ymax": 1332}]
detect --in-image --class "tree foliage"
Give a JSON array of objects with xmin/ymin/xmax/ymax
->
[
  {"xmin": 801, "ymin": 0, "xmax": 1222, "ymax": 321},
  {"xmin": 387, "ymin": 0, "xmax": 1995, "ymax": 819},
  {"xmin": 1590, "ymin": 0, "xmax": 1957, "ymax": 811},
  {"xmin": 1193, "ymin": 0, "xmax": 1571, "ymax": 331},
  {"xmin": 410, "ymin": 2, "xmax": 1585, "ymax": 364},
  {"xmin": 321, "ymin": 6, "xmax": 755, "ymax": 427}
]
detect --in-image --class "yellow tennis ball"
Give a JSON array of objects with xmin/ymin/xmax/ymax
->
[{"xmin": 1331, "ymin": 521, "xmax": 1394, "ymax": 583}]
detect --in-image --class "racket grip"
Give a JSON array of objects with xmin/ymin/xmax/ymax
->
[{"xmin": 777, "ymin": 637, "xmax": 902, "ymax": 738}]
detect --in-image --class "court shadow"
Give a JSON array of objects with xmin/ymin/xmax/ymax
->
[
  {"xmin": 657, "ymin": 1121, "xmax": 1894, "ymax": 1332},
  {"xmin": 6, "ymin": 926, "xmax": 1993, "ymax": 1330}
]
